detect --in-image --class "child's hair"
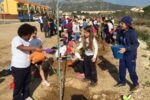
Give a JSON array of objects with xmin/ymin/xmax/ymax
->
[
  {"xmin": 32, "ymin": 26, "xmax": 37, "ymax": 32},
  {"xmin": 83, "ymin": 26, "xmax": 94, "ymax": 50},
  {"xmin": 128, "ymin": 25, "xmax": 134, "ymax": 30},
  {"xmin": 32, "ymin": 26, "xmax": 37, "ymax": 34},
  {"xmin": 83, "ymin": 19, "xmax": 86, "ymax": 21},
  {"xmin": 108, "ymin": 20, "xmax": 114, "ymax": 25},
  {"xmin": 18, "ymin": 23, "xmax": 34, "ymax": 37},
  {"xmin": 68, "ymin": 19, "xmax": 72, "ymax": 23}
]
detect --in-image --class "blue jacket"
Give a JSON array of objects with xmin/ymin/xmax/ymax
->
[{"xmin": 117, "ymin": 28, "xmax": 139, "ymax": 55}]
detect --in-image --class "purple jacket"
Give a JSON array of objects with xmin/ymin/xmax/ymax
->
[{"xmin": 65, "ymin": 22, "xmax": 73, "ymax": 33}]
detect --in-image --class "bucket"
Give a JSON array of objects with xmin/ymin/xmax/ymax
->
[{"xmin": 111, "ymin": 45, "xmax": 124, "ymax": 59}]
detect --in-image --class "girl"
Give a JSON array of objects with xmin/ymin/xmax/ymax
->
[
  {"xmin": 30, "ymin": 26, "xmax": 50, "ymax": 87},
  {"xmin": 116, "ymin": 16, "xmax": 139, "ymax": 92},
  {"xmin": 77, "ymin": 26, "xmax": 98, "ymax": 87}
]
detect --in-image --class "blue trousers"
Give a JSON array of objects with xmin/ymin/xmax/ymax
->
[{"xmin": 119, "ymin": 53, "xmax": 139, "ymax": 85}]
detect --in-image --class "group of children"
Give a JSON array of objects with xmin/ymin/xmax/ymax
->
[{"xmin": 11, "ymin": 15, "xmax": 139, "ymax": 100}]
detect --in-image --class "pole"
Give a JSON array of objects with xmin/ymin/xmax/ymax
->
[
  {"xmin": 2, "ymin": 3, "xmax": 5, "ymax": 24},
  {"xmin": 27, "ymin": 0, "xmax": 30, "ymax": 21},
  {"xmin": 56, "ymin": 0, "xmax": 62, "ymax": 100},
  {"xmin": 52, "ymin": 0, "xmax": 55, "ymax": 15}
]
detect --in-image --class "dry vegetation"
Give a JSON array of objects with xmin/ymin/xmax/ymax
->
[{"xmin": 134, "ymin": 19, "xmax": 150, "ymax": 49}]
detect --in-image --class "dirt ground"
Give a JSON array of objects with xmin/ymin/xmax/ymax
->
[{"xmin": 0, "ymin": 22, "xmax": 150, "ymax": 100}]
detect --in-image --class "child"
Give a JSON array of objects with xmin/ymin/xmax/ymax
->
[
  {"xmin": 11, "ymin": 24, "xmax": 41, "ymax": 100},
  {"xmin": 116, "ymin": 16, "xmax": 139, "ymax": 92},
  {"xmin": 77, "ymin": 26, "xmax": 98, "ymax": 87},
  {"xmin": 30, "ymin": 26, "xmax": 50, "ymax": 87},
  {"xmin": 66, "ymin": 41, "xmax": 74, "ymax": 66},
  {"xmin": 66, "ymin": 41, "xmax": 82, "ymax": 66},
  {"xmin": 65, "ymin": 19, "xmax": 73, "ymax": 41},
  {"xmin": 72, "ymin": 20, "xmax": 80, "ymax": 41}
]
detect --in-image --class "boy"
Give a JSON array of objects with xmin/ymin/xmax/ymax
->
[
  {"xmin": 11, "ymin": 24, "xmax": 41, "ymax": 100},
  {"xmin": 116, "ymin": 16, "xmax": 139, "ymax": 92}
]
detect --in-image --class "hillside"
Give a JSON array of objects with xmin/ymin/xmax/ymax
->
[
  {"xmin": 143, "ymin": 5, "xmax": 150, "ymax": 14},
  {"xmin": 37, "ymin": 0, "xmax": 132, "ymax": 11}
]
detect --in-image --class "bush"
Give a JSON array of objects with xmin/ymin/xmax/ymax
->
[
  {"xmin": 134, "ymin": 18, "xmax": 150, "ymax": 27},
  {"xmin": 135, "ymin": 26, "xmax": 150, "ymax": 50}
]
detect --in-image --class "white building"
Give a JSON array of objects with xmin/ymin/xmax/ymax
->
[{"xmin": 130, "ymin": 7, "xmax": 144, "ymax": 13}]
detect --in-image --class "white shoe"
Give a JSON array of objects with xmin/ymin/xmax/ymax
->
[
  {"xmin": 25, "ymin": 97, "xmax": 33, "ymax": 100},
  {"xmin": 42, "ymin": 80, "xmax": 50, "ymax": 87}
]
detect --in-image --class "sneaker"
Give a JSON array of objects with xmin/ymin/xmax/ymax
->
[
  {"xmin": 42, "ymin": 80, "xmax": 50, "ymax": 87},
  {"xmin": 89, "ymin": 81, "xmax": 97, "ymax": 87},
  {"xmin": 130, "ymin": 84, "xmax": 139, "ymax": 92},
  {"xmin": 25, "ymin": 97, "xmax": 33, "ymax": 100},
  {"xmin": 114, "ymin": 83, "xmax": 126, "ymax": 87}
]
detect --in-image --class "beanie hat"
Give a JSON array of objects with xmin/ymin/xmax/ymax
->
[{"xmin": 120, "ymin": 16, "xmax": 132, "ymax": 26}]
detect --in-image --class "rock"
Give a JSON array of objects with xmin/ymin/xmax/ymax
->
[
  {"xmin": 65, "ymin": 78, "xmax": 87, "ymax": 90},
  {"xmin": 93, "ymin": 94, "xmax": 100, "ymax": 100},
  {"xmin": 102, "ymin": 93, "xmax": 107, "ymax": 100}
]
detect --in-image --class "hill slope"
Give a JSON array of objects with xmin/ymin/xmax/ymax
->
[{"xmin": 36, "ymin": 0, "xmax": 132, "ymax": 11}]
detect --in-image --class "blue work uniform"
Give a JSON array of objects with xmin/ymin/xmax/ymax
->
[{"xmin": 117, "ymin": 28, "xmax": 139, "ymax": 86}]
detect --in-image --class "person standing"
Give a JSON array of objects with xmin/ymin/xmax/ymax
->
[
  {"xmin": 65, "ymin": 19, "xmax": 73, "ymax": 41},
  {"xmin": 72, "ymin": 20, "xmax": 80, "ymax": 41},
  {"xmin": 38, "ymin": 15, "xmax": 44, "ymax": 32},
  {"xmin": 11, "ymin": 24, "xmax": 41, "ymax": 100},
  {"xmin": 43, "ymin": 15, "xmax": 49, "ymax": 37},
  {"xmin": 116, "ymin": 16, "xmax": 139, "ymax": 92},
  {"xmin": 77, "ymin": 26, "xmax": 98, "ymax": 87}
]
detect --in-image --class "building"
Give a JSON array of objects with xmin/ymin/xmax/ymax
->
[
  {"xmin": 62, "ymin": 12, "xmax": 72, "ymax": 16},
  {"xmin": 0, "ymin": 0, "xmax": 49, "ymax": 19},
  {"xmin": 81, "ymin": 10, "xmax": 116, "ymax": 14},
  {"xmin": 130, "ymin": 7, "xmax": 144, "ymax": 13}
]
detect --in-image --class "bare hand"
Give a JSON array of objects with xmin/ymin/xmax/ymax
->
[
  {"xmin": 92, "ymin": 57, "xmax": 96, "ymax": 62},
  {"xmin": 119, "ymin": 48, "xmax": 126, "ymax": 54},
  {"xmin": 35, "ymin": 48, "xmax": 42, "ymax": 52}
]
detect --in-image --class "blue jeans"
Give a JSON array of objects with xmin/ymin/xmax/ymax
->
[{"xmin": 73, "ymin": 32, "xmax": 80, "ymax": 41}]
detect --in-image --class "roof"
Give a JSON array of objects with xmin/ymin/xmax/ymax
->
[{"xmin": 14, "ymin": 0, "xmax": 49, "ymax": 9}]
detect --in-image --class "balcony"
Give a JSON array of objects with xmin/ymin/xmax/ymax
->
[{"xmin": 17, "ymin": 6, "xmax": 28, "ymax": 10}]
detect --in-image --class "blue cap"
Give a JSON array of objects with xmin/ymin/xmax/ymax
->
[{"xmin": 120, "ymin": 16, "xmax": 132, "ymax": 26}]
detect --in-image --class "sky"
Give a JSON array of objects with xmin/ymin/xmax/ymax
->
[{"xmin": 105, "ymin": 0, "xmax": 150, "ymax": 7}]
